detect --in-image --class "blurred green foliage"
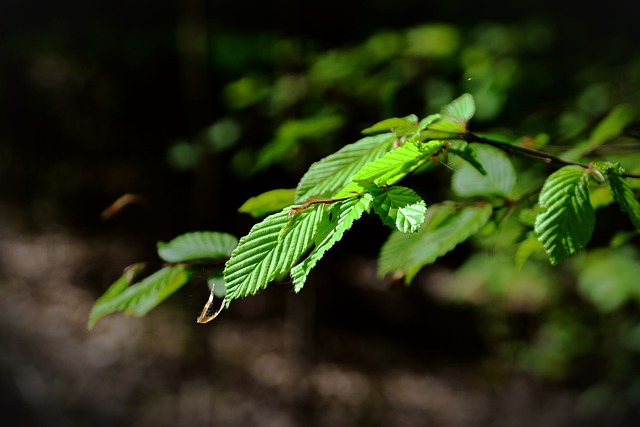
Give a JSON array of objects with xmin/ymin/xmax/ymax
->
[
  {"xmin": 168, "ymin": 22, "xmax": 569, "ymax": 176},
  {"xmin": 161, "ymin": 20, "xmax": 640, "ymax": 418}
]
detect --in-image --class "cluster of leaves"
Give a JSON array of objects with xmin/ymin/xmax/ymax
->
[
  {"xmin": 89, "ymin": 94, "xmax": 640, "ymax": 329},
  {"xmin": 88, "ymin": 232, "xmax": 236, "ymax": 329}
]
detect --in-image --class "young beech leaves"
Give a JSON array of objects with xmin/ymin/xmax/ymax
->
[
  {"xmin": 426, "ymin": 93, "xmax": 475, "ymax": 133},
  {"xmin": 295, "ymin": 133, "xmax": 396, "ymax": 203},
  {"xmin": 223, "ymin": 205, "xmax": 324, "ymax": 302},
  {"xmin": 534, "ymin": 166, "xmax": 595, "ymax": 265},
  {"xmin": 367, "ymin": 184, "xmax": 427, "ymax": 233},
  {"xmin": 88, "ymin": 231, "xmax": 239, "ymax": 329},
  {"xmin": 89, "ymin": 92, "xmax": 640, "ymax": 329},
  {"xmin": 352, "ymin": 140, "xmax": 444, "ymax": 186},
  {"xmin": 291, "ymin": 194, "xmax": 373, "ymax": 291},
  {"xmin": 333, "ymin": 140, "xmax": 444, "ymax": 198}
]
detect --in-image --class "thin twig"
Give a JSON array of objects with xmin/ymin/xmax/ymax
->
[{"xmin": 459, "ymin": 133, "xmax": 640, "ymax": 179}]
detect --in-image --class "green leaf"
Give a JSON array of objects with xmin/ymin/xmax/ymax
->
[
  {"xmin": 157, "ymin": 231, "xmax": 238, "ymax": 263},
  {"xmin": 223, "ymin": 204, "xmax": 324, "ymax": 303},
  {"xmin": 238, "ymin": 188, "xmax": 297, "ymax": 218},
  {"xmin": 416, "ymin": 114, "xmax": 442, "ymax": 134},
  {"xmin": 368, "ymin": 184, "xmax": 427, "ymax": 232},
  {"xmin": 291, "ymin": 194, "xmax": 373, "ymax": 291},
  {"xmin": 334, "ymin": 140, "xmax": 444, "ymax": 198},
  {"xmin": 361, "ymin": 115, "xmax": 418, "ymax": 135},
  {"xmin": 378, "ymin": 203, "xmax": 493, "ymax": 282},
  {"xmin": 93, "ymin": 273, "xmax": 130, "ymax": 305},
  {"xmin": 88, "ymin": 265, "xmax": 190, "ymax": 329},
  {"xmin": 295, "ymin": 133, "xmax": 396, "ymax": 202},
  {"xmin": 534, "ymin": 166, "xmax": 595, "ymax": 265},
  {"xmin": 587, "ymin": 104, "xmax": 635, "ymax": 148},
  {"xmin": 451, "ymin": 144, "xmax": 516, "ymax": 197},
  {"xmin": 447, "ymin": 140, "xmax": 486, "ymax": 175},
  {"xmin": 604, "ymin": 165, "xmax": 640, "ymax": 231},
  {"xmin": 427, "ymin": 93, "xmax": 475, "ymax": 133}
]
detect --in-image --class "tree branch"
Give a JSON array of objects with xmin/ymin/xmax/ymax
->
[{"xmin": 462, "ymin": 133, "xmax": 640, "ymax": 179}]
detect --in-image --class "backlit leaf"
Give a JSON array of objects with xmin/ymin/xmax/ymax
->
[
  {"xmin": 296, "ymin": 133, "xmax": 395, "ymax": 202},
  {"xmin": 534, "ymin": 166, "xmax": 595, "ymax": 265},
  {"xmin": 334, "ymin": 140, "xmax": 444, "ymax": 198},
  {"xmin": 223, "ymin": 205, "xmax": 324, "ymax": 302},
  {"xmin": 427, "ymin": 93, "xmax": 475, "ymax": 133},
  {"xmin": 368, "ymin": 184, "xmax": 427, "ymax": 232},
  {"xmin": 291, "ymin": 194, "xmax": 373, "ymax": 291}
]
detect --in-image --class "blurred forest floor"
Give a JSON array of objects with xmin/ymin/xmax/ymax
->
[{"xmin": 0, "ymin": 210, "xmax": 610, "ymax": 427}]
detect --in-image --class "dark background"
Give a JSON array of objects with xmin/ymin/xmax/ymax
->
[{"xmin": 2, "ymin": 1, "xmax": 640, "ymax": 426}]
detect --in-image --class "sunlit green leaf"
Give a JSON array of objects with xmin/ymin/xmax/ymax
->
[
  {"xmin": 238, "ymin": 188, "xmax": 297, "ymax": 218},
  {"xmin": 416, "ymin": 114, "xmax": 442, "ymax": 133},
  {"xmin": 291, "ymin": 194, "xmax": 372, "ymax": 291},
  {"xmin": 223, "ymin": 205, "xmax": 324, "ymax": 303},
  {"xmin": 88, "ymin": 265, "xmax": 190, "ymax": 329},
  {"xmin": 93, "ymin": 273, "xmax": 130, "ymax": 307},
  {"xmin": 157, "ymin": 231, "xmax": 238, "ymax": 263},
  {"xmin": 368, "ymin": 184, "xmax": 427, "ymax": 232},
  {"xmin": 427, "ymin": 93, "xmax": 475, "ymax": 133},
  {"xmin": 334, "ymin": 140, "xmax": 444, "ymax": 198},
  {"xmin": 451, "ymin": 144, "xmax": 515, "ymax": 197},
  {"xmin": 378, "ymin": 203, "xmax": 493, "ymax": 282},
  {"xmin": 534, "ymin": 166, "xmax": 595, "ymax": 265},
  {"xmin": 296, "ymin": 133, "xmax": 395, "ymax": 202}
]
